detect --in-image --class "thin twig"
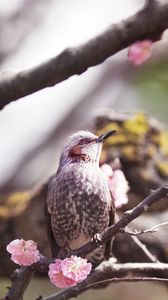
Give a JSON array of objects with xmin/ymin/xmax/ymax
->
[
  {"xmin": 85, "ymin": 276, "xmax": 168, "ymax": 289},
  {"xmin": 120, "ymin": 221, "xmax": 168, "ymax": 235},
  {"xmin": 144, "ymin": 0, "xmax": 158, "ymax": 10},
  {"xmin": 130, "ymin": 236, "xmax": 157, "ymax": 262},
  {"xmin": 0, "ymin": 0, "xmax": 168, "ymax": 108}
]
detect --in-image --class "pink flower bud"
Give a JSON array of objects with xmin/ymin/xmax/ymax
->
[
  {"xmin": 128, "ymin": 40, "xmax": 153, "ymax": 65},
  {"xmin": 48, "ymin": 256, "xmax": 92, "ymax": 288},
  {"xmin": 6, "ymin": 239, "xmax": 40, "ymax": 266}
]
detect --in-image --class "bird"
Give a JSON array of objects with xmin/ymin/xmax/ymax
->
[{"xmin": 45, "ymin": 130, "xmax": 116, "ymax": 262}]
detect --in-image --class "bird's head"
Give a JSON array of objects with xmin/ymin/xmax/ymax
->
[{"xmin": 59, "ymin": 130, "xmax": 116, "ymax": 167}]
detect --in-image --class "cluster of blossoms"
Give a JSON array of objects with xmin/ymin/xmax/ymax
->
[
  {"xmin": 6, "ymin": 239, "xmax": 92, "ymax": 288},
  {"xmin": 101, "ymin": 163, "xmax": 129, "ymax": 208},
  {"xmin": 127, "ymin": 40, "xmax": 153, "ymax": 65}
]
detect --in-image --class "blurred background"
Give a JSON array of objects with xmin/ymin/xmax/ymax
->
[{"xmin": 0, "ymin": 0, "xmax": 168, "ymax": 299}]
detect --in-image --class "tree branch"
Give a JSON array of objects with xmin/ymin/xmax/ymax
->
[
  {"xmin": 4, "ymin": 186, "xmax": 168, "ymax": 300},
  {"xmin": 41, "ymin": 261, "xmax": 168, "ymax": 300},
  {"xmin": 0, "ymin": 0, "xmax": 54, "ymax": 64},
  {"xmin": 3, "ymin": 254, "xmax": 53, "ymax": 300},
  {"xmin": 0, "ymin": 0, "xmax": 168, "ymax": 108},
  {"xmin": 69, "ymin": 186, "xmax": 168, "ymax": 258},
  {"xmin": 4, "ymin": 267, "xmax": 34, "ymax": 300}
]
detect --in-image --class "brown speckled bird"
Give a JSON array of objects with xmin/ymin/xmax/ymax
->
[{"xmin": 46, "ymin": 130, "xmax": 116, "ymax": 262}]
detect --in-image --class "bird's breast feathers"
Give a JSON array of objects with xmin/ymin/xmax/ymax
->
[{"xmin": 47, "ymin": 163, "xmax": 113, "ymax": 245}]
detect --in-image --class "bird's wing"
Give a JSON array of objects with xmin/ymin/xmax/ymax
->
[
  {"xmin": 104, "ymin": 191, "xmax": 116, "ymax": 260},
  {"xmin": 44, "ymin": 177, "xmax": 60, "ymax": 258},
  {"xmin": 44, "ymin": 199, "xmax": 60, "ymax": 258}
]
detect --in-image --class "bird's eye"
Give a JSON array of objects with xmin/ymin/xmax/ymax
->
[{"xmin": 78, "ymin": 138, "xmax": 90, "ymax": 145}]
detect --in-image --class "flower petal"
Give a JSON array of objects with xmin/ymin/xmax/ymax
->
[{"xmin": 128, "ymin": 40, "xmax": 153, "ymax": 65}]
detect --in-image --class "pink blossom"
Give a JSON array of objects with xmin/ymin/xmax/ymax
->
[
  {"xmin": 48, "ymin": 259, "xmax": 76, "ymax": 288},
  {"xmin": 48, "ymin": 256, "xmax": 92, "ymax": 288},
  {"xmin": 6, "ymin": 239, "xmax": 40, "ymax": 266},
  {"xmin": 101, "ymin": 163, "xmax": 113, "ymax": 178},
  {"xmin": 101, "ymin": 164, "xmax": 129, "ymax": 208},
  {"xmin": 110, "ymin": 169, "xmax": 129, "ymax": 208},
  {"xmin": 128, "ymin": 40, "xmax": 153, "ymax": 65},
  {"xmin": 61, "ymin": 256, "xmax": 92, "ymax": 282}
]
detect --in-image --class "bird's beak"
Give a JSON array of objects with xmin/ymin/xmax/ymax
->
[{"xmin": 96, "ymin": 130, "xmax": 116, "ymax": 143}]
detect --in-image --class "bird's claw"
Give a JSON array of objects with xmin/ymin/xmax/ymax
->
[{"xmin": 93, "ymin": 233, "xmax": 103, "ymax": 247}]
